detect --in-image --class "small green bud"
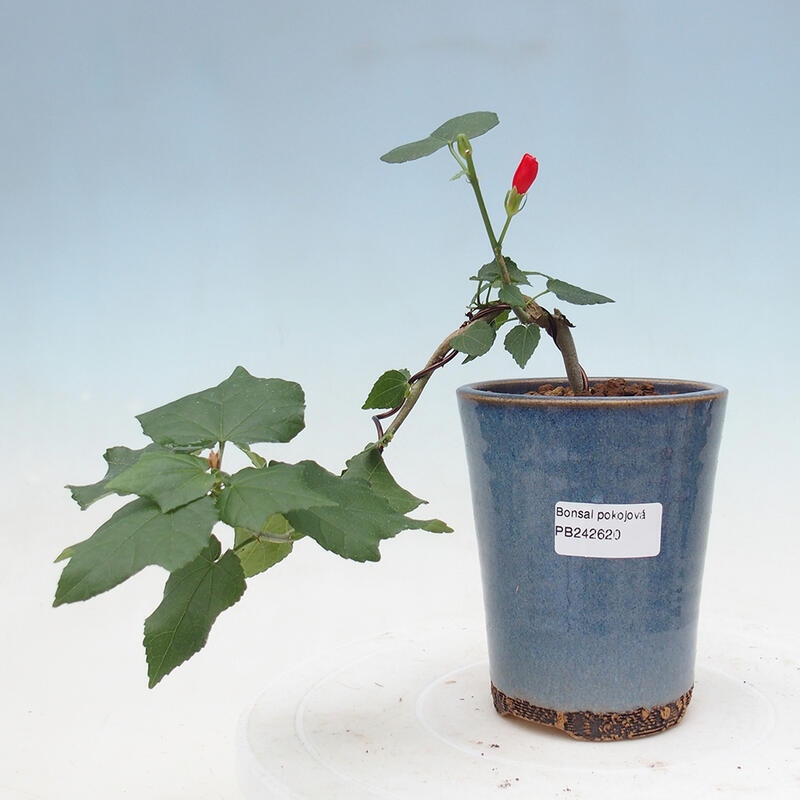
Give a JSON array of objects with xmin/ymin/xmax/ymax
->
[{"xmin": 456, "ymin": 133, "xmax": 472, "ymax": 159}]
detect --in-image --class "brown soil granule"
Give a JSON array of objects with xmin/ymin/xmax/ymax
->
[{"xmin": 529, "ymin": 378, "xmax": 657, "ymax": 397}]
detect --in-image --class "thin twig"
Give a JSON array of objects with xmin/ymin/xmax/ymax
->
[{"xmin": 373, "ymin": 306, "xmax": 507, "ymax": 448}]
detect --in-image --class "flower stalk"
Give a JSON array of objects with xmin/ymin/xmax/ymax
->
[{"xmin": 461, "ymin": 148, "xmax": 586, "ymax": 395}]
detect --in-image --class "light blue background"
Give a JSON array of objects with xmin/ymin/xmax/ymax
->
[{"xmin": 2, "ymin": 2, "xmax": 797, "ymax": 796}]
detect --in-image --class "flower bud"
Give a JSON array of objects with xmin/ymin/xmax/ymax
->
[
  {"xmin": 511, "ymin": 153, "xmax": 539, "ymax": 195},
  {"xmin": 456, "ymin": 133, "xmax": 472, "ymax": 159}
]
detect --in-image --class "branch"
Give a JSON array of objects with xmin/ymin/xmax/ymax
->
[
  {"xmin": 515, "ymin": 298, "xmax": 587, "ymax": 394},
  {"xmin": 375, "ymin": 306, "xmax": 506, "ymax": 447},
  {"xmin": 549, "ymin": 308, "xmax": 587, "ymax": 393},
  {"xmin": 373, "ymin": 297, "xmax": 587, "ymax": 449}
]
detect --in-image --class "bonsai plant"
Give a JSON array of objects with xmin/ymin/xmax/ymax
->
[{"xmin": 54, "ymin": 111, "xmax": 726, "ymax": 741}]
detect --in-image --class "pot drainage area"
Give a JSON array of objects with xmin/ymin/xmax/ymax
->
[{"xmin": 237, "ymin": 624, "xmax": 797, "ymax": 799}]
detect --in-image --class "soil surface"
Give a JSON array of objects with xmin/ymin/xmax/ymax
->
[{"xmin": 529, "ymin": 378, "xmax": 657, "ymax": 397}]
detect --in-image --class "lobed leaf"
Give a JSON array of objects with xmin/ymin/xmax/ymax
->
[
  {"xmin": 143, "ymin": 537, "xmax": 246, "ymax": 687},
  {"xmin": 344, "ymin": 445, "xmax": 425, "ymax": 514},
  {"xmin": 53, "ymin": 496, "xmax": 218, "ymax": 605},
  {"xmin": 362, "ymin": 369, "xmax": 411, "ymax": 411},
  {"xmin": 285, "ymin": 461, "xmax": 450, "ymax": 562},
  {"xmin": 380, "ymin": 111, "xmax": 499, "ymax": 163},
  {"xmin": 137, "ymin": 366, "xmax": 305, "ymax": 449},
  {"xmin": 451, "ymin": 320, "xmax": 496, "ymax": 357},
  {"xmin": 67, "ymin": 445, "xmax": 158, "ymax": 510},
  {"xmin": 504, "ymin": 324, "xmax": 542, "ymax": 369},
  {"xmin": 107, "ymin": 449, "xmax": 216, "ymax": 513},
  {"xmin": 216, "ymin": 461, "xmax": 336, "ymax": 534}
]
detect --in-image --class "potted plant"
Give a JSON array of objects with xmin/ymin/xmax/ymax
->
[{"xmin": 54, "ymin": 111, "xmax": 726, "ymax": 741}]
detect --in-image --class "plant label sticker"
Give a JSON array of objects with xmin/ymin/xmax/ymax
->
[{"xmin": 554, "ymin": 501, "xmax": 663, "ymax": 558}]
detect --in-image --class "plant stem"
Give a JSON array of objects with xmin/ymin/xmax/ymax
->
[
  {"xmin": 380, "ymin": 141, "xmax": 585, "ymax": 440},
  {"xmin": 376, "ymin": 296, "xmax": 587, "ymax": 449},
  {"xmin": 516, "ymin": 300, "xmax": 586, "ymax": 394},
  {"xmin": 463, "ymin": 151, "xmax": 513, "ymax": 285},
  {"xmin": 497, "ymin": 213, "xmax": 513, "ymax": 249},
  {"xmin": 549, "ymin": 309, "xmax": 587, "ymax": 393},
  {"xmin": 459, "ymin": 154, "xmax": 586, "ymax": 394},
  {"xmin": 380, "ymin": 308, "xmax": 506, "ymax": 446}
]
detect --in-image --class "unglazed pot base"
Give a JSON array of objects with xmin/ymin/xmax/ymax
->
[{"xmin": 491, "ymin": 683, "xmax": 693, "ymax": 741}]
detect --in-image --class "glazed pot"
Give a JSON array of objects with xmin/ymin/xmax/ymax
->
[{"xmin": 457, "ymin": 378, "xmax": 727, "ymax": 741}]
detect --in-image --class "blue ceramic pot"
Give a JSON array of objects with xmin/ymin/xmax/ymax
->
[{"xmin": 457, "ymin": 378, "xmax": 727, "ymax": 741}]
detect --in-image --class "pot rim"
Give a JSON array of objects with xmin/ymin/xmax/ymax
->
[{"xmin": 457, "ymin": 377, "xmax": 727, "ymax": 407}]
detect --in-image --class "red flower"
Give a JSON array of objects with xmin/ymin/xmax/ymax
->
[{"xmin": 512, "ymin": 154, "xmax": 539, "ymax": 194}]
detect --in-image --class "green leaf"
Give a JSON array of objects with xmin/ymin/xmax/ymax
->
[
  {"xmin": 451, "ymin": 320, "xmax": 496, "ymax": 357},
  {"xmin": 233, "ymin": 537, "xmax": 292, "ymax": 579},
  {"xmin": 489, "ymin": 308, "xmax": 511, "ymax": 330},
  {"xmin": 428, "ymin": 111, "xmax": 500, "ymax": 144},
  {"xmin": 106, "ymin": 449, "xmax": 216, "ymax": 512},
  {"xmin": 362, "ymin": 369, "xmax": 411, "ymax": 410},
  {"xmin": 505, "ymin": 259, "xmax": 531, "ymax": 285},
  {"xmin": 143, "ymin": 537, "xmax": 246, "ymax": 687},
  {"xmin": 67, "ymin": 445, "xmax": 158, "ymax": 510},
  {"xmin": 54, "ymin": 544, "xmax": 75, "ymax": 563},
  {"xmin": 504, "ymin": 324, "xmax": 542, "ymax": 369},
  {"xmin": 344, "ymin": 446, "xmax": 425, "ymax": 514},
  {"xmin": 475, "ymin": 260, "xmax": 502, "ymax": 283},
  {"xmin": 238, "ymin": 511, "xmax": 295, "ymax": 542},
  {"xmin": 546, "ymin": 278, "xmax": 614, "ymax": 306},
  {"xmin": 413, "ymin": 518, "xmax": 453, "ymax": 533},
  {"xmin": 498, "ymin": 283, "xmax": 527, "ymax": 308},
  {"xmin": 137, "ymin": 366, "xmax": 305, "ymax": 449},
  {"xmin": 474, "ymin": 257, "xmax": 528, "ymax": 287},
  {"xmin": 53, "ymin": 496, "xmax": 218, "ymax": 605},
  {"xmin": 344, "ymin": 448, "xmax": 451, "ymax": 533},
  {"xmin": 233, "ymin": 522, "xmax": 294, "ymax": 578},
  {"xmin": 285, "ymin": 462, "xmax": 450, "ymax": 562},
  {"xmin": 379, "ymin": 136, "xmax": 445, "ymax": 164},
  {"xmin": 216, "ymin": 461, "xmax": 337, "ymax": 533},
  {"xmin": 380, "ymin": 111, "xmax": 499, "ymax": 163},
  {"xmin": 237, "ymin": 443, "xmax": 267, "ymax": 469}
]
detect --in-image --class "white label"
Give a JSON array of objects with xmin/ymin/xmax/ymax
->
[{"xmin": 554, "ymin": 501, "xmax": 663, "ymax": 559}]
